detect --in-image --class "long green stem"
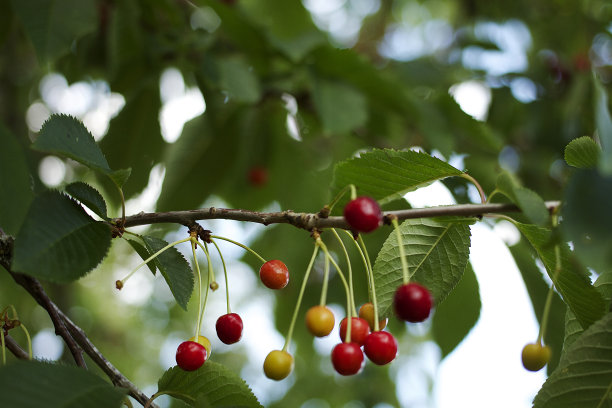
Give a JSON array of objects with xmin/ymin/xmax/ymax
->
[
  {"xmin": 331, "ymin": 229, "xmax": 357, "ymax": 317},
  {"xmin": 211, "ymin": 239, "xmax": 231, "ymax": 314},
  {"xmin": 200, "ymin": 243, "xmax": 213, "ymax": 332},
  {"xmin": 191, "ymin": 238, "xmax": 204, "ymax": 340},
  {"xmin": 358, "ymin": 235, "xmax": 380, "ymax": 332},
  {"xmin": 460, "ymin": 173, "xmax": 486, "ymax": 204},
  {"xmin": 391, "ymin": 217, "xmax": 410, "ymax": 284},
  {"xmin": 325, "ymin": 184, "xmax": 356, "ymax": 214},
  {"xmin": 20, "ymin": 324, "xmax": 32, "ymax": 359},
  {"xmin": 283, "ymin": 245, "xmax": 319, "ymax": 352},
  {"xmin": 538, "ymin": 244, "xmax": 561, "ymax": 344},
  {"xmin": 319, "ymin": 254, "xmax": 330, "ymax": 307},
  {"xmin": 210, "ymin": 235, "xmax": 266, "ymax": 263}
]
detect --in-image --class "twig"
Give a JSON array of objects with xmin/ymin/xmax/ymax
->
[
  {"xmin": 114, "ymin": 201, "xmax": 561, "ymax": 230},
  {"xmin": 4, "ymin": 334, "xmax": 29, "ymax": 359}
]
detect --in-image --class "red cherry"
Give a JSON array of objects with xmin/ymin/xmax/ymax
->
[
  {"xmin": 364, "ymin": 331, "xmax": 398, "ymax": 365},
  {"xmin": 343, "ymin": 196, "xmax": 383, "ymax": 233},
  {"xmin": 339, "ymin": 317, "xmax": 370, "ymax": 346},
  {"xmin": 176, "ymin": 341, "xmax": 207, "ymax": 371},
  {"xmin": 215, "ymin": 313, "xmax": 243, "ymax": 344},
  {"xmin": 331, "ymin": 342, "xmax": 364, "ymax": 376},
  {"xmin": 248, "ymin": 166, "xmax": 268, "ymax": 187},
  {"xmin": 394, "ymin": 283, "xmax": 433, "ymax": 322},
  {"xmin": 259, "ymin": 260, "xmax": 289, "ymax": 289}
]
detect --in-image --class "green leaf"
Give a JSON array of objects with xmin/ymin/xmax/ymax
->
[
  {"xmin": 108, "ymin": 168, "xmax": 132, "ymax": 188},
  {"xmin": 594, "ymin": 78, "xmax": 612, "ymax": 175},
  {"xmin": 0, "ymin": 360, "xmax": 127, "ymax": 408},
  {"xmin": 533, "ymin": 312, "xmax": 612, "ymax": 408},
  {"xmin": 432, "ymin": 263, "xmax": 481, "ymax": 358},
  {"xmin": 564, "ymin": 136, "xmax": 601, "ymax": 168},
  {"xmin": 33, "ymin": 114, "xmax": 111, "ymax": 174},
  {"xmin": 141, "ymin": 235, "xmax": 193, "ymax": 310},
  {"xmin": 0, "ymin": 122, "xmax": 33, "ymax": 235},
  {"xmin": 495, "ymin": 172, "xmax": 549, "ymax": 225},
  {"xmin": 516, "ymin": 222, "xmax": 606, "ymax": 329},
  {"xmin": 561, "ymin": 169, "xmax": 612, "ymax": 273},
  {"xmin": 312, "ymin": 78, "xmax": 368, "ymax": 134},
  {"xmin": 157, "ymin": 362, "xmax": 262, "ymax": 408},
  {"xmin": 331, "ymin": 149, "xmax": 464, "ymax": 207},
  {"xmin": 10, "ymin": 0, "xmax": 97, "ymax": 64},
  {"xmin": 12, "ymin": 190, "xmax": 112, "ymax": 283},
  {"xmin": 125, "ymin": 238, "xmax": 156, "ymax": 275},
  {"xmin": 65, "ymin": 182, "xmax": 108, "ymax": 219},
  {"xmin": 372, "ymin": 217, "xmax": 474, "ymax": 318},
  {"xmin": 215, "ymin": 56, "xmax": 261, "ymax": 103}
]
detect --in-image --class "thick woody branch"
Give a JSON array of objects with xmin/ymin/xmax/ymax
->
[{"xmin": 115, "ymin": 201, "xmax": 561, "ymax": 230}]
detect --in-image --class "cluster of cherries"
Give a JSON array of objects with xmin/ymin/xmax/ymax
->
[{"xmin": 176, "ymin": 259, "xmax": 290, "ymax": 371}]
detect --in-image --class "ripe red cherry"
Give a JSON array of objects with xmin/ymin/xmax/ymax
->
[
  {"xmin": 259, "ymin": 260, "xmax": 289, "ymax": 289},
  {"xmin": 331, "ymin": 342, "xmax": 364, "ymax": 376},
  {"xmin": 216, "ymin": 313, "xmax": 243, "ymax": 344},
  {"xmin": 394, "ymin": 282, "xmax": 433, "ymax": 322},
  {"xmin": 343, "ymin": 196, "xmax": 383, "ymax": 233},
  {"xmin": 176, "ymin": 340, "xmax": 207, "ymax": 371},
  {"xmin": 339, "ymin": 317, "xmax": 370, "ymax": 346},
  {"xmin": 364, "ymin": 331, "xmax": 398, "ymax": 365}
]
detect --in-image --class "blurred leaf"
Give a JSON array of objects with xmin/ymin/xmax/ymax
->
[
  {"xmin": 516, "ymin": 222, "xmax": 606, "ymax": 329},
  {"xmin": 141, "ymin": 235, "xmax": 193, "ymax": 310},
  {"xmin": 11, "ymin": 0, "xmax": 97, "ymax": 63},
  {"xmin": 157, "ymin": 363, "xmax": 262, "ymax": 408},
  {"xmin": 594, "ymin": 78, "xmax": 612, "ymax": 175},
  {"xmin": 0, "ymin": 360, "xmax": 127, "ymax": 408},
  {"xmin": 564, "ymin": 136, "xmax": 601, "ymax": 168},
  {"xmin": 12, "ymin": 190, "xmax": 111, "ymax": 283},
  {"xmin": 432, "ymin": 263, "xmax": 481, "ymax": 358},
  {"xmin": 496, "ymin": 171, "xmax": 549, "ymax": 225},
  {"xmin": 533, "ymin": 312, "xmax": 612, "ymax": 408},
  {"xmin": 312, "ymin": 78, "xmax": 368, "ymax": 134},
  {"xmin": 125, "ymin": 238, "xmax": 156, "ymax": 275},
  {"xmin": 65, "ymin": 182, "xmax": 108, "ymax": 219},
  {"xmin": 331, "ymin": 149, "xmax": 463, "ymax": 207},
  {"xmin": 215, "ymin": 56, "xmax": 261, "ymax": 103},
  {"xmin": 0, "ymin": 123, "xmax": 33, "ymax": 235},
  {"xmin": 108, "ymin": 168, "xmax": 132, "ymax": 188},
  {"xmin": 510, "ymin": 240, "xmax": 565, "ymax": 373},
  {"xmin": 33, "ymin": 114, "xmax": 111, "ymax": 174},
  {"xmin": 372, "ymin": 217, "xmax": 474, "ymax": 318},
  {"xmin": 561, "ymin": 169, "xmax": 612, "ymax": 273}
]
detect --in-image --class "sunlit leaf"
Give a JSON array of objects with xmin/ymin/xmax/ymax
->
[
  {"xmin": 331, "ymin": 149, "xmax": 464, "ymax": 207},
  {"xmin": 0, "ymin": 360, "xmax": 126, "ymax": 408},
  {"xmin": 564, "ymin": 136, "xmax": 601, "ymax": 169},
  {"xmin": 533, "ymin": 312, "xmax": 612, "ymax": 408},
  {"xmin": 12, "ymin": 190, "xmax": 112, "ymax": 282},
  {"xmin": 432, "ymin": 263, "xmax": 481, "ymax": 358},
  {"xmin": 372, "ymin": 217, "xmax": 474, "ymax": 318},
  {"xmin": 65, "ymin": 182, "xmax": 108, "ymax": 220},
  {"xmin": 142, "ymin": 235, "xmax": 193, "ymax": 310},
  {"xmin": 157, "ymin": 363, "xmax": 262, "ymax": 408}
]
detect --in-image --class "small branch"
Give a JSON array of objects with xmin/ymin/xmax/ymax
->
[
  {"xmin": 114, "ymin": 201, "xmax": 561, "ymax": 230},
  {"xmin": 4, "ymin": 334, "xmax": 29, "ymax": 360}
]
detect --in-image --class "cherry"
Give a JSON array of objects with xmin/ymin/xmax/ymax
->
[
  {"xmin": 364, "ymin": 331, "xmax": 398, "ymax": 365},
  {"xmin": 394, "ymin": 282, "xmax": 432, "ymax": 322},
  {"xmin": 263, "ymin": 350, "xmax": 294, "ymax": 380},
  {"xmin": 339, "ymin": 317, "xmax": 370, "ymax": 346},
  {"xmin": 343, "ymin": 196, "xmax": 383, "ymax": 233},
  {"xmin": 188, "ymin": 335, "xmax": 212, "ymax": 358},
  {"xmin": 216, "ymin": 313, "xmax": 243, "ymax": 345},
  {"xmin": 259, "ymin": 260, "xmax": 289, "ymax": 289},
  {"xmin": 331, "ymin": 342, "xmax": 364, "ymax": 376},
  {"xmin": 176, "ymin": 340, "xmax": 207, "ymax": 371},
  {"xmin": 521, "ymin": 343, "xmax": 551, "ymax": 372},
  {"xmin": 305, "ymin": 305, "xmax": 335, "ymax": 337},
  {"xmin": 248, "ymin": 166, "xmax": 268, "ymax": 187},
  {"xmin": 358, "ymin": 302, "xmax": 387, "ymax": 331}
]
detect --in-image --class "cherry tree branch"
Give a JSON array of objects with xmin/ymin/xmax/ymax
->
[
  {"xmin": 4, "ymin": 334, "xmax": 29, "ymax": 360},
  {"xmin": 115, "ymin": 201, "xmax": 561, "ymax": 230}
]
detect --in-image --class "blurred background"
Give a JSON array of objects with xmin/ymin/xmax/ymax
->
[{"xmin": 1, "ymin": 0, "xmax": 611, "ymax": 406}]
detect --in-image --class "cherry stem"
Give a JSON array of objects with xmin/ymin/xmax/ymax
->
[
  {"xmin": 1, "ymin": 305, "xmax": 32, "ymax": 360},
  {"xmin": 118, "ymin": 236, "xmax": 191, "ymax": 287},
  {"xmin": 319, "ymin": 253, "xmax": 330, "ymax": 307},
  {"xmin": 537, "ymin": 245, "xmax": 560, "ymax": 344},
  {"xmin": 200, "ymin": 243, "xmax": 213, "ymax": 333},
  {"xmin": 460, "ymin": 173, "xmax": 487, "ymax": 204},
  {"xmin": 391, "ymin": 216, "xmax": 410, "ymax": 284},
  {"xmin": 210, "ymin": 235, "xmax": 266, "ymax": 263},
  {"xmin": 331, "ymin": 229, "xmax": 357, "ymax": 318},
  {"xmin": 283, "ymin": 244, "xmax": 319, "ymax": 352},
  {"xmin": 211, "ymin": 239, "xmax": 231, "ymax": 314},
  {"xmin": 358, "ymin": 235, "xmax": 380, "ymax": 332},
  {"xmin": 325, "ymin": 184, "xmax": 356, "ymax": 214},
  {"xmin": 191, "ymin": 237, "xmax": 204, "ymax": 340}
]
